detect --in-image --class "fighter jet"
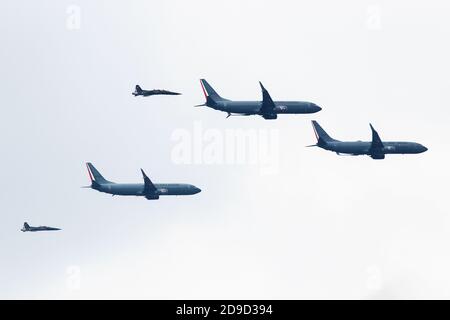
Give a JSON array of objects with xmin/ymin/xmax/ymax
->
[
  {"xmin": 84, "ymin": 163, "xmax": 201, "ymax": 200},
  {"xmin": 309, "ymin": 121, "xmax": 428, "ymax": 159},
  {"xmin": 195, "ymin": 79, "xmax": 322, "ymax": 119},
  {"xmin": 21, "ymin": 222, "xmax": 61, "ymax": 232},
  {"xmin": 132, "ymin": 85, "xmax": 181, "ymax": 97}
]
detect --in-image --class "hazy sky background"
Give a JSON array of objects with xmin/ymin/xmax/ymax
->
[{"xmin": 1, "ymin": 0, "xmax": 449, "ymax": 299}]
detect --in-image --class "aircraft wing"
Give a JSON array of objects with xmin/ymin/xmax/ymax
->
[
  {"xmin": 46, "ymin": 227, "xmax": 61, "ymax": 231},
  {"xmin": 145, "ymin": 89, "xmax": 181, "ymax": 96},
  {"xmin": 369, "ymin": 124, "xmax": 384, "ymax": 152},
  {"xmin": 41, "ymin": 226, "xmax": 61, "ymax": 231},
  {"xmin": 141, "ymin": 169, "xmax": 157, "ymax": 194},
  {"xmin": 157, "ymin": 89, "xmax": 181, "ymax": 95},
  {"xmin": 259, "ymin": 82, "xmax": 277, "ymax": 114}
]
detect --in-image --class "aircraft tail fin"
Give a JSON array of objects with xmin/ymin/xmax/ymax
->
[
  {"xmin": 135, "ymin": 85, "xmax": 143, "ymax": 94},
  {"xmin": 86, "ymin": 163, "xmax": 110, "ymax": 184},
  {"xmin": 200, "ymin": 79, "xmax": 226, "ymax": 103},
  {"xmin": 311, "ymin": 121, "xmax": 336, "ymax": 144},
  {"xmin": 24, "ymin": 222, "xmax": 30, "ymax": 230}
]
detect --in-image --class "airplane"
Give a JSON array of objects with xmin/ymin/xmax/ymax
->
[
  {"xmin": 84, "ymin": 163, "xmax": 201, "ymax": 200},
  {"xmin": 21, "ymin": 222, "xmax": 61, "ymax": 232},
  {"xmin": 195, "ymin": 79, "xmax": 322, "ymax": 119},
  {"xmin": 309, "ymin": 120, "xmax": 428, "ymax": 159},
  {"xmin": 132, "ymin": 85, "xmax": 181, "ymax": 97}
]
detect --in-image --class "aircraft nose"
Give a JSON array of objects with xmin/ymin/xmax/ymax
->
[
  {"xmin": 420, "ymin": 145, "xmax": 428, "ymax": 153},
  {"xmin": 193, "ymin": 186, "xmax": 202, "ymax": 194},
  {"xmin": 312, "ymin": 104, "xmax": 322, "ymax": 113}
]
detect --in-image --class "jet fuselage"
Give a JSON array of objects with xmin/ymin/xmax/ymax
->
[
  {"xmin": 92, "ymin": 182, "xmax": 201, "ymax": 197},
  {"xmin": 310, "ymin": 121, "xmax": 427, "ymax": 159},
  {"xmin": 198, "ymin": 79, "xmax": 321, "ymax": 119},
  {"xmin": 321, "ymin": 140, "xmax": 428, "ymax": 155},
  {"xmin": 86, "ymin": 163, "xmax": 201, "ymax": 200},
  {"xmin": 132, "ymin": 85, "xmax": 180, "ymax": 96},
  {"xmin": 208, "ymin": 100, "xmax": 321, "ymax": 115},
  {"xmin": 21, "ymin": 224, "xmax": 60, "ymax": 232}
]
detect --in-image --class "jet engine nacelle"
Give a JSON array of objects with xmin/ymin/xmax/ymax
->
[
  {"xmin": 370, "ymin": 153, "xmax": 385, "ymax": 160},
  {"xmin": 262, "ymin": 114, "xmax": 277, "ymax": 120},
  {"xmin": 145, "ymin": 194, "xmax": 160, "ymax": 200}
]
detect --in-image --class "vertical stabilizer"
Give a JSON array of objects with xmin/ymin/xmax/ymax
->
[
  {"xmin": 86, "ymin": 163, "xmax": 110, "ymax": 184},
  {"xmin": 199, "ymin": 79, "xmax": 227, "ymax": 103},
  {"xmin": 311, "ymin": 121, "xmax": 336, "ymax": 144}
]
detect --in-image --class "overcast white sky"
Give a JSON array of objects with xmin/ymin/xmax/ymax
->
[{"xmin": 1, "ymin": 0, "xmax": 449, "ymax": 299}]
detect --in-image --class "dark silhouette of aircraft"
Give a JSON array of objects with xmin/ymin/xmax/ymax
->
[
  {"xmin": 309, "ymin": 121, "xmax": 428, "ymax": 159},
  {"xmin": 195, "ymin": 79, "xmax": 321, "ymax": 119},
  {"xmin": 21, "ymin": 222, "xmax": 61, "ymax": 232},
  {"xmin": 84, "ymin": 163, "xmax": 201, "ymax": 200},
  {"xmin": 132, "ymin": 85, "xmax": 181, "ymax": 97}
]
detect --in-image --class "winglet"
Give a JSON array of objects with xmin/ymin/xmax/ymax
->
[
  {"xmin": 141, "ymin": 169, "xmax": 157, "ymax": 194},
  {"xmin": 259, "ymin": 81, "xmax": 277, "ymax": 115},
  {"xmin": 369, "ymin": 123, "xmax": 384, "ymax": 150},
  {"xmin": 259, "ymin": 81, "xmax": 266, "ymax": 91}
]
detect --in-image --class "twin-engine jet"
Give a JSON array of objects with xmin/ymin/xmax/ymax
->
[
  {"xmin": 21, "ymin": 222, "xmax": 61, "ymax": 232},
  {"xmin": 309, "ymin": 121, "xmax": 428, "ymax": 159},
  {"xmin": 132, "ymin": 85, "xmax": 181, "ymax": 97},
  {"xmin": 195, "ymin": 79, "xmax": 322, "ymax": 119},
  {"xmin": 84, "ymin": 163, "xmax": 201, "ymax": 200}
]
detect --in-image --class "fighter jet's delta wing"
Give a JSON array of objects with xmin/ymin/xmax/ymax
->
[
  {"xmin": 21, "ymin": 222, "xmax": 61, "ymax": 232},
  {"xmin": 196, "ymin": 79, "xmax": 322, "ymax": 120},
  {"xmin": 84, "ymin": 162, "xmax": 201, "ymax": 200},
  {"xmin": 309, "ymin": 121, "xmax": 428, "ymax": 160},
  {"xmin": 132, "ymin": 85, "xmax": 181, "ymax": 97}
]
